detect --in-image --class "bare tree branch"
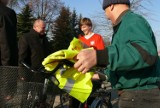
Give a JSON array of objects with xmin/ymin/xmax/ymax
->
[{"xmin": 91, "ymin": 0, "xmax": 152, "ymax": 46}]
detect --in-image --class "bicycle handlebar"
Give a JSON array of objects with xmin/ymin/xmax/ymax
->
[
  {"xmin": 21, "ymin": 59, "xmax": 74, "ymax": 75},
  {"xmin": 21, "ymin": 60, "xmax": 74, "ymax": 86}
]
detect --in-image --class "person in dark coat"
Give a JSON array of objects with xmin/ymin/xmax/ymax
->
[
  {"xmin": 18, "ymin": 19, "xmax": 52, "ymax": 82},
  {"xmin": 18, "ymin": 19, "xmax": 53, "ymax": 107},
  {"xmin": 0, "ymin": 0, "xmax": 18, "ymax": 66},
  {"xmin": 0, "ymin": 0, "xmax": 18, "ymax": 105}
]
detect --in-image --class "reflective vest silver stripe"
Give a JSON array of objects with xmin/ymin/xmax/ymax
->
[{"xmin": 63, "ymin": 78, "xmax": 75, "ymax": 93}]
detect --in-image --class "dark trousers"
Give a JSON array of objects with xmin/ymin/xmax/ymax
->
[
  {"xmin": 69, "ymin": 80, "xmax": 102, "ymax": 108},
  {"xmin": 118, "ymin": 88, "xmax": 160, "ymax": 108}
]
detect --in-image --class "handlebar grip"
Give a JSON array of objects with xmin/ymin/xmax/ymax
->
[
  {"xmin": 61, "ymin": 59, "xmax": 74, "ymax": 67},
  {"xmin": 50, "ymin": 60, "xmax": 74, "ymax": 74},
  {"xmin": 21, "ymin": 60, "xmax": 74, "ymax": 74}
]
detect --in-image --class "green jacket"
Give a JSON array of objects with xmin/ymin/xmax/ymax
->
[{"xmin": 97, "ymin": 10, "xmax": 160, "ymax": 90}]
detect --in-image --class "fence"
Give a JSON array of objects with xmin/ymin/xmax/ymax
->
[{"xmin": 0, "ymin": 66, "xmax": 60, "ymax": 108}]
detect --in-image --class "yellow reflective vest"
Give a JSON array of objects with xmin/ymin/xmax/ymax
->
[{"xmin": 42, "ymin": 37, "xmax": 94, "ymax": 103}]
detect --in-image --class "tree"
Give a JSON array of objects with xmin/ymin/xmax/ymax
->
[
  {"xmin": 70, "ymin": 9, "xmax": 81, "ymax": 38},
  {"xmin": 8, "ymin": 0, "xmax": 18, "ymax": 8},
  {"xmin": 17, "ymin": 4, "xmax": 34, "ymax": 38},
  {"xmin": 28, "ymin": 0, "xmax": 63, "ymax": 33},
  {"xmin": 9, "ymin": 0, "xmax": 64, "ymax": 34},
  {"xmin": 51, "ymin": 7, "xmax": 80, "ymax": 52}
]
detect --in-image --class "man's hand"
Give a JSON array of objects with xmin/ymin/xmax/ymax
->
[{"xmin": 74, "ymin": 49, "xmax": 97, "ymax": 73}]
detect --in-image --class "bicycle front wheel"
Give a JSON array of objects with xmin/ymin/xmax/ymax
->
[
  {"xmin": 91, "ymin": 98, "xmax": 112, "ymax": 108},
  {"xmin": 96, "ymin": 101, "xmax": 109, "ymax": 108}
]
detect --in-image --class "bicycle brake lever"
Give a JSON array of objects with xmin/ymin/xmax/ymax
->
[{"xmin": 21, "ymin": 61, "xmax": 38, "ymax": 73}]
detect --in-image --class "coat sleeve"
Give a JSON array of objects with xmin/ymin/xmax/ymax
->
[
  {"xmin": 0, "ymin": 15, "xmax": 11, "ymax": 65},
  {"xmin": 18, "ymin": 36, "xmax": 29, "ymax": 66},
  {"xmin": 0, "ymin": 15, "xmax": 7, "ymax": 44},
  {"xmin": 43, "ymin": 37, "xmax": 53, "ymax": 55}
]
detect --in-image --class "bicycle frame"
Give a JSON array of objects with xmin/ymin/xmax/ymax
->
[
  {"xmin": 78, "ymin": 80, "xmax": 112, "ymax": 108},
  {"xmin": 21, "ymin": 60, "xmax": 112, "ymax": 108}
]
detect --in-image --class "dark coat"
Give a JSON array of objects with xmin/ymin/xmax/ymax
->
[
  {"xmin": 0, "ymin": 3, "xmax": 18, "ymax": 66},
  {"xmin": 18, "ymin": 29, "xmax": 52, "ymax": 69}
]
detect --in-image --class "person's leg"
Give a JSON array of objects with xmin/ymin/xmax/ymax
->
[
  {"xmin": 69, "ymin": 97, "xmax": 80, "ymax": 108},
  {"xmin": 118, "ymin": 88, "xmax": 160, "ymax": 108}
]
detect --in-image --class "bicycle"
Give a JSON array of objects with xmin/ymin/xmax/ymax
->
[
  {"xmin": 21, "ymin": 61, "xmax": 70, "ymax": 108},
  {"xmin": 21, "ymin": 60, "xmax": 112, "ymax": 108},
  {"xmin": 0, "ymin": 65, "xmax": 66, "ymax": 108}
]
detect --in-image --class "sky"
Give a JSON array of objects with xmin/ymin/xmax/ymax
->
[{"xmin": 61, "ymin": 0, "xmax": 160, "ymax": 50}]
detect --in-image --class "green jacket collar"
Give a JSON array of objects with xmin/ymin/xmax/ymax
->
[{"xmin": 113, "ymin": 9, "xmax": 130, "ymax": 27}]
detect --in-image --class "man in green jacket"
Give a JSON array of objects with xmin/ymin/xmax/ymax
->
[{"xmin": 74, "ymin": 0, "xmax": 160, "ymax": 108}]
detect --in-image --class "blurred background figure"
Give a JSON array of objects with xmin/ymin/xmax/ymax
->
[
  {"xmin": 0, "ymin": 0, "xmax": 18, "ymax": 105},
  {"xmin": 70, "ymin": 17, "xmax": 106, "ymax": 108},
  {"xmin": 18, "ymin": 19, "xmax": 53, "ymax": 107},
  {"xmin": 78, "ymin": 17, "xmax": 105, "ymax": 50},
  {"xmin": 18, "ymin": 19, "xmax": 52, "ymax": 83}
]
